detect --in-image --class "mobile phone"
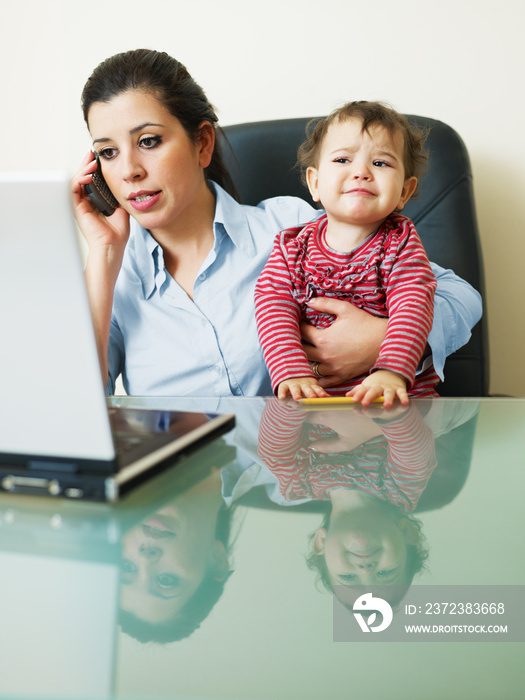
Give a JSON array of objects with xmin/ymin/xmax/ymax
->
[{"xmin": 84, "ymin": 154, "xmax": 118, "ymax": 217}]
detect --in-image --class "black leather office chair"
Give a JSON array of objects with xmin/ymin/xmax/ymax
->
[{"xmin": 220, "ymin": 116, "xmax": 489, "ymax": 396}]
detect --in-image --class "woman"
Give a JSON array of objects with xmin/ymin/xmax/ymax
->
[
  {"xmin": 71, "ymin": 49, "xmax": 481, "ymax": 397},
  {"xmin": 119, "ymin": 460, "xmax": 234, "ymax": 643}
]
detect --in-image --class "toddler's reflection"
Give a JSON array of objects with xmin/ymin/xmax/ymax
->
[
  {"xmin": 307, "ymin": 492, "xmax": 426, "ymax": 608},
  {"xmin": 257, "ymin": 400, "xmax": 435, "ymax": 605},
  {"xmin": 115, "ymin": 398, "xmax": 479, "ymax": 639}
]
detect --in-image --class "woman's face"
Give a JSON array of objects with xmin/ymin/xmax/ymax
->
[
  {"xmin": 87, "ymin": 89, "xmax": 215, "ymax": 234},
  {"xmin": 120, "ymin": 503, "xmax": 227, "ymax": 624},
  {"xmin": 119, "ymin": 472, "xmax": 228, "ymax": 624}
]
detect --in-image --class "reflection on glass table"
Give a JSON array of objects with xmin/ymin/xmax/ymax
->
[
  {"xmin": 256, "ymin": 401, "xmax": 437, "ymax": 607},
  {"xmin": 119, "ymin": 441, "xmax": 236, "ymax": 643},
  {"xmin": 0, "ymin": 439, "xmax": 236, "ymax": 697},
  {"xmin": 1, "ymin": 397, "xmax": 523, "ymax": 700}
]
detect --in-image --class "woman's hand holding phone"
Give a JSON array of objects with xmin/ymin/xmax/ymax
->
[
  {"xmin": 71, "ymin": 151, "xmax": 130, "ymax": 257},
  {"xmin": 71, "ymin": 152, "xmax": 131, "ymax": 384}
]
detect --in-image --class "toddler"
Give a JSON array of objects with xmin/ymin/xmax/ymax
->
[{"xmin": 254, "ymin": 101, "xmax": 438, "ymax": 407}]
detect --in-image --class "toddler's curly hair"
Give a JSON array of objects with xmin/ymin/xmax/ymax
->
[{"xmin": 297, "ymin": 100, "xmax": 428, "ymax": 191}]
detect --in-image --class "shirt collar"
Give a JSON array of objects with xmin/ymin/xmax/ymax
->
[
  {"xmin": 129, "ymin": 223, "xmax": 162, "ymax": 299},
  {"xmin": 130, "ymin": 181, "xmax": 256, "ymax": 300},
  {"xmin": 210, "ymin": 182, "xmax": 256, "ymax": 257}
]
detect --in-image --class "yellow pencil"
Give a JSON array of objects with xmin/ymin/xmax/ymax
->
[{"xmin": 297, "ymin": 396, "xmax": 384, "ymax": 405}]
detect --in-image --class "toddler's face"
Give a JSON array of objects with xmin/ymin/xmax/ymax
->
[
  {"xmin": 313, "ymin": 506, "xmax": 414, "ymax": 588},
  {"xmin": 306, "ymin": 117, "xmax": 417, "ymax": 232}
]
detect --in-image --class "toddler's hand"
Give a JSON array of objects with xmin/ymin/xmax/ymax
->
[
  {"xmin": 277, "ymin": 377, "xmax": 330, "ymax": 401},
  {"xmin": 346, "ymin": 370, "xmax": 409, "ymax": 408}
]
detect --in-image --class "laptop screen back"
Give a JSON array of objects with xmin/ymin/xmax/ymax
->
[{"xmin": 0, "ymin": 172, "xmax": 115, "ymax": 462}]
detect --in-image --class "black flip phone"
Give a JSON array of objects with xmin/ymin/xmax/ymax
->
[{"xmin": 84, "ymin": 155, "xmax": 119, "ymax": 217}]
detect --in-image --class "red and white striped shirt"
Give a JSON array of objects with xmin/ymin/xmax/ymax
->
[
  {"xmin": 254, "ymin": 213, "xmax": 438, "ymax": 396},
  {"xmin": 257, "ymin": 400, "xmax": 437, "ymax": 512}
]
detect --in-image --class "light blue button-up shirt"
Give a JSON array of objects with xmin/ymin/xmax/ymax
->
[{"xmin": 107, "ymin": 183, "xmax": 482, "ymax": 396}]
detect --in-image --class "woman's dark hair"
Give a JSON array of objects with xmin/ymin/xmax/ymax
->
[
  {"xmin": 81, "ymin": 48, "xmax": 238, "ymax": 199},
  {"xmin": 118, "ymin": 569, "xmax": 233, "ymax": 644}
]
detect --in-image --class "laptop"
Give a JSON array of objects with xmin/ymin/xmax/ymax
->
[{"xmin": 0, "ymin": 172, "xmax": 235, "ymax": 502}]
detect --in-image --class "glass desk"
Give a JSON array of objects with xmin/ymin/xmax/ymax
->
[{"xmin": 1, "ymin": 397, "xmax": 523, "ymax": 699}]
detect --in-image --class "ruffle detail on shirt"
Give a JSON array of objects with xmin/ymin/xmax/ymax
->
[
  {"xmin": 284, "ymin": 217, "xmax": 402, "ymax": 327},
  {"xmin": 292, "ymin": 263, "xmax": 388, "ymax": 327},
  {"xmin": 272, "ymin": 429, "xmax": 413, "ymax": 512}
]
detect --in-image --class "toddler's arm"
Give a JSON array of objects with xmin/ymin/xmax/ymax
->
[
  {"xmin": 372, "ymin": 220, "xmax": 436, "ymax": 387},
  {"xmin": 254, "ymin": 230, "xmax": 316, "ymax": 392},
  {"xmin": 300, "ymin": 264, "xmax": 480, "ymax": 387}
]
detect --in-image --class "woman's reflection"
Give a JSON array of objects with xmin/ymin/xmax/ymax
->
[
  {"xmin": 115, "ymin": 398, "xmax": 479, "ymax": 639},
  {"xmin": 118, "ymin": 465, "xmax": 234, "ymax": 643}
]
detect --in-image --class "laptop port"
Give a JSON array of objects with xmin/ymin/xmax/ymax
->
[{"xmin": 1, "ymin": 475, "xmax": 61, "ymax": 496}]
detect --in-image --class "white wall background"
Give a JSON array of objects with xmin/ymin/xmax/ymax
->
[{"xmin": 2, "ymin": 0, "xmax": 524, "ymax": 395}]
